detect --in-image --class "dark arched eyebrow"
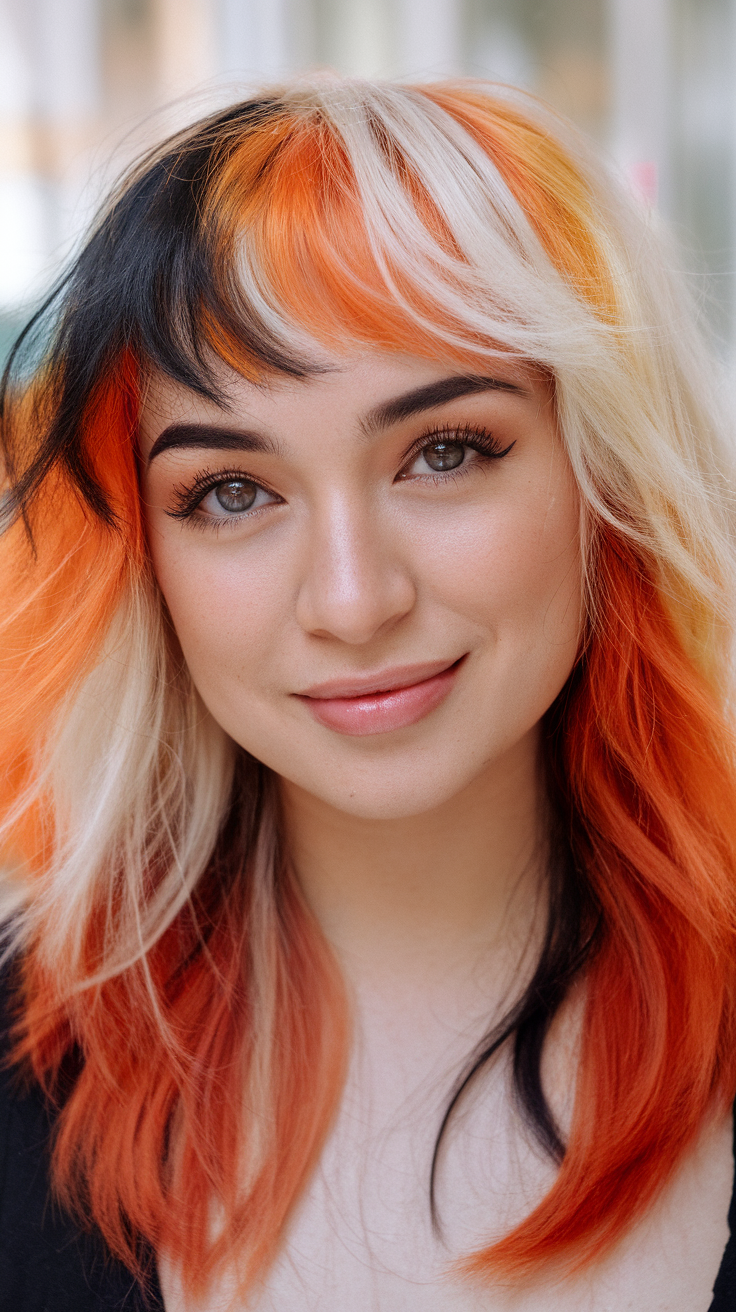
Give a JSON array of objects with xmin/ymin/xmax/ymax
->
[
  {"xmin": 147, "ymin": 374, "xmax": 528, "ymax": 463},
  {"xmin": 148, "ymin": 424, "xmax": 278, "ymax": 463},
  {"xmin": 361, "ymin": 374, "xmax": 528, "ymax": 435}
]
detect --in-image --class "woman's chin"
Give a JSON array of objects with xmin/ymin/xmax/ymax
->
[
  {"xmin": 277, "ymin": 763, "xmax": 473, "ymax": 822},
  {"xmin": 274, "ymin": 735, "xmax": 529, "ymax": 823}
]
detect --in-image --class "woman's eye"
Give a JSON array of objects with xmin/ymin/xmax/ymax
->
[
  {"xmin": 200, "ymin": 479, "xmax": 271, "ymax": 517},
  {"xmin": 399, "ymin": 431, "xmax": 514, "ymax": 481}
]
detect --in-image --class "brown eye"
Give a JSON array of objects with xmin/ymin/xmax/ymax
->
[
  {"xmin": 422, "ymin": 442, "xmax": 465, "ymax": 471},
  {"xmin": 214, "ymin": 480, "xmax": 258, "ymax": 513}
]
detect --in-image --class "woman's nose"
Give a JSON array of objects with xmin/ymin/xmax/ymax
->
[{"xmin": 295, "ymin": 500, "xmax": 416, "ymax": 646}]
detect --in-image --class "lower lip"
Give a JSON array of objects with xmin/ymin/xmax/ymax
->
[{"xmin": 299, "ymin": 663, "xmax": 461, "ymax": 737}]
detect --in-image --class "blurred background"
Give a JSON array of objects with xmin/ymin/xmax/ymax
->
[{"xmin": 1, "ymin": 0, "xmax": 734, "ymax": 365}]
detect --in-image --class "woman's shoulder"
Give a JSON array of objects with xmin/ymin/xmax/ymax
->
[{"xmin": 0, "ymin": 958, "xmax": 161, "ymax": 1312}]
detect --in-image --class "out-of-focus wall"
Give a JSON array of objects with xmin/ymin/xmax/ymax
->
[{"xmin": 1, "ymin": 0, "xmax": 735, "ymax": 360}]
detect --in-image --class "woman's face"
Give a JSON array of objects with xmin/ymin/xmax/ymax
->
[{"xmin": 140, "ymin": 351, "xmax": 582, "ymax": 819}]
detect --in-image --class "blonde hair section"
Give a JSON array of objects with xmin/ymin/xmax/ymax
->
[{"xmin": 1, "ymin": 569, "xmax": 236, "ymax": 991}]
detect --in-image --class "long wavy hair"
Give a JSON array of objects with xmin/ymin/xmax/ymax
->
[{"xmin": 2, "ymin": 77, "xmax": 736, "ymax": 1298}]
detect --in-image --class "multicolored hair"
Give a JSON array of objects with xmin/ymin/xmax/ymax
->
[{"xmin": 2, "ymin": 77, "xmax": 736, "ymax": 1297}]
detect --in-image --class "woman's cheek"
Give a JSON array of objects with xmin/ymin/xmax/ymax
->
[
  {"xmin": 150, "ymin": 535, "xmax": 292, "ymax": 702},
  {"xmin": 420, "ymin": 478, "xmax": 581, "ymax": 644}
]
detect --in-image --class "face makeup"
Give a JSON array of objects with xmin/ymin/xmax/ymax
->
[{"xmin": 141, "ymin": 351, "xmax": 582, "ymax": 821}]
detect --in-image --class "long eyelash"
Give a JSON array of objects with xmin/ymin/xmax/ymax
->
[
  {"xmin": 166, "ymin": 466, "xmax": 270, "ymax": 521},
  {"xmin": 400, "ymin": 422, "xmax": 515, "ymax": 470}
]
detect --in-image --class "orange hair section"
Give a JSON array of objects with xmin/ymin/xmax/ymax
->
[
  {"xmin": 19, "ymin": 859, "xmax": 347, "ymax": 1294},
  {"xmin": 0, "ymin": 354, "xmax": 143, "ymax": 877},
  {"xmin": 462, "ymin": 531, "xmax": 736, "ymax": 1278},
  {"xmin": 201, "ymin": 85, "xmax": 617, "ymax": 378},
  {"xmin": 422, "ymin": 86, "xmax": 619, "ymax": 321},
  {"xmin": 204, "ymin": 114, "xmax": 453, "ymax": 365}
]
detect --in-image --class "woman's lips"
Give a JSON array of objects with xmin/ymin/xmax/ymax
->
[{"xmin": 296, "ymin": 658, "xmax": 464, "ymax": 736}]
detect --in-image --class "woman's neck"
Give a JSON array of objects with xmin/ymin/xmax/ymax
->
[{"xmin": 279, "ymin": 725, "xmax": 548, "ymax": 999}]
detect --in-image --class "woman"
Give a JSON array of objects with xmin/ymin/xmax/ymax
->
[{"xmin": 0, "ymin": 77, "xmax": 734, "ymax": 1311}]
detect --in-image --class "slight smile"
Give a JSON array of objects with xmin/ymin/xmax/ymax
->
[{"xmin": 296, "ymin": 657, "xmax": 466, "ymax": 736}]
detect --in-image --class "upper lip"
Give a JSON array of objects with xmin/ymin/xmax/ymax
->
[{"xmin": 297, "ymin": 657, "xmax": 463, "ymax": 700}]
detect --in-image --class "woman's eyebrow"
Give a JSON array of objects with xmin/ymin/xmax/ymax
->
[
  {"xmin": 148, "ymin": 424, "xmax": 278, "ymax": 463},
  {"xmin": 361, "ymin": 374, "xmax": 528, "ymax": 435},
  {"xmin": 147, "ymin": 375, "xmax": 528, "ymax": 462}
]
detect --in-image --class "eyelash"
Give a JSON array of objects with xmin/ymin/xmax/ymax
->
[{"xmin": 166, "ymin": 424, "xmax": 515, "ymax": 526}]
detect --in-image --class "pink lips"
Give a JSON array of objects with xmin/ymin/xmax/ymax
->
[{"xmin": 296, "ymin": 658, "xmax": 464, "ymax": 736}]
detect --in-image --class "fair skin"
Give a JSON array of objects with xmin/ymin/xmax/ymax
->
[{"xmin": 140, "ymin": 350, "xmax": 731, "ymax": 1311}]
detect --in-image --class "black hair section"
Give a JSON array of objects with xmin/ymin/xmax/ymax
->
[
  {"xmin": 430, "ymin": 662, "xmax": 602, "ymax": 1233},
  {"xmin": 0, "ymin": 95, "xmax": 318, "ymax": 532}
]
